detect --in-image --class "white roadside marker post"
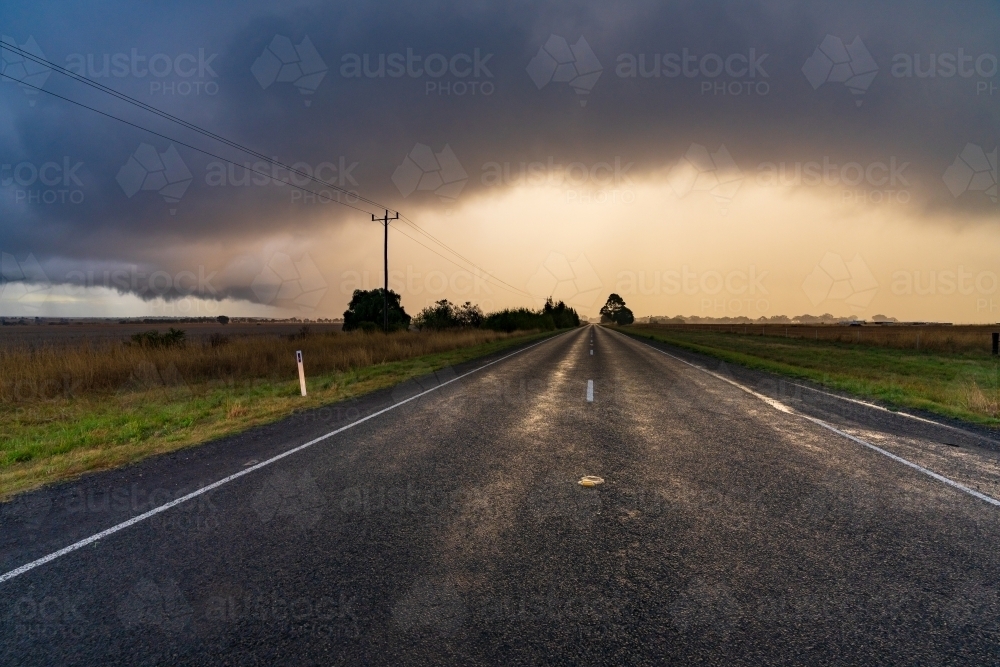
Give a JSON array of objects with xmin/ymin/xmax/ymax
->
[{"xmin": 296, "ymin": 350, "xmax": 307, "ymax": 397}]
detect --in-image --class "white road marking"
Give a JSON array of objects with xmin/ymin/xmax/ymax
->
[
  {"xmin": 587, "ymin": 380, "xmax": 594, "ymax": 402},
  {"xmin": 801, "ymin": 415, "xmax": 1000, "ymax": 508},
  {"xmin": 782, "ymin": 380, "xmax": 1000, "ymax": 446},
  {"xmin": 0, "ymin": 330, "xmax": 575, "ymax": 585},
  {"xmin": 613, "ymin": 329, "xmax": 1000, "ymax": 509},
  {"xmin": 590, "ymin": 349, "xmax": 594, "ymax": 355}
]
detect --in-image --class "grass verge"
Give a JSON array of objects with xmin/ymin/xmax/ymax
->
[
  {"xmin": 619, "ymin": 325, "xmax": 1000, "ymax": 429},
  {"xmin": 1, "ymin": 330, "xmax": 557, "ymax": 500}
]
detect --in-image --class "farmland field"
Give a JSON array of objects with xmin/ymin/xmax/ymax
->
[
  {"xmin": 621, "ymin": 323, "xmax": 1000, "ymax": 427},
  {"xmin": 0, "ymin": 320, "xmax": 342, "ymax": 347}
]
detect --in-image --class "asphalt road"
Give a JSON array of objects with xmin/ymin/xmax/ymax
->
[{"xmin": 4, "ymin": 324, "xmax": 1000, "ymax": 665}]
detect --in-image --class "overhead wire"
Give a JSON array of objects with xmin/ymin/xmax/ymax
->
[
  {"xmin": 2, "ymin": 45, "xmax": 528, "ymax": 295},
  {"xmin": 1, "ymin": 52, "xmax": 537, "ymax": 299},
  {"xmin": 1, "ymin": 43, "xmax": 387, "ymax": 211}
]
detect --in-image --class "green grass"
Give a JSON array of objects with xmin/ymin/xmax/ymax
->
[
  {"xmin": 1, "ymin": 330, "xmax": 557, "ymax": 500},
  {"xmin": 619, "ymin": 325, "xmax": 1000, "ymax": 428}
]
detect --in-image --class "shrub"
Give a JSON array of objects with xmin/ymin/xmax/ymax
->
[
  {"xmin": 208, "ymin": 333, "xmax": 229, "ymax": 348},
  {"xmin": 413, "ymin": 300, "xmax": 485, "ymax": 330},
  {"xmin": 482, "ymin": 308, "xmax": 556, "ymax": 332},
  {"xmin": 129, "ymin": 328, "xmax": 186, "ymax": 348}
]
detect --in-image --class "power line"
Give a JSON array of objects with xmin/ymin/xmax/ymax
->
[
  {"xmin": 396, "ymin": 215, "xmax": 533, "ymax": 298},
  {"xmin": 1, "ymin": 74, "xmax": 538, "ymax": 300},
  {"xmin": 0, "ymin": 43, "xmax": 390, "ymax": 212},
  {"xmin": 1, "ymin": 62, "xmax": 538, "ymax": 301},
  {"xmin": 389, "ymin": 226, "xmax": 535, "ymax": 299},
  {"xmin": 0, "ymin": 72, "xmax": 385, "ymax": 217},
  {"xmin": 2, "ymin": 45, "xmax": 532, "ymax": 300}
]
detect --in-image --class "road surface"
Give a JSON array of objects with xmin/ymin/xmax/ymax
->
[{"xmin": 4, "ymin": 324, "xmax": 1000, "ymax": 665}]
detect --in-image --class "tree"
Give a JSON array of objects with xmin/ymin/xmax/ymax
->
[
  {"xmin": 600, "ymin": 293, "xmax": 634, "ymax": 325},
  {"xmin": 455, "ymin": 301, "xmax": 484, "ymax": 328},
  {"xmin": 216, "ymin": 315, "xmax": 230, "ymax": 325},
  {"xmin": 600, "ymin": 293, "xmax": 625, "ymax": 323},
  {"xmin": 342, "ymin": 288, "xmax": 411, "ymax": 331},
  {"xmin": 543, "ymin": 297, "xmax": 581, "ymax": 328}
]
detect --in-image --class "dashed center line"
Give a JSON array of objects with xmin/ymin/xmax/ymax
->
[{"xmin": 587, "ymin": 380, "xmax": 594, "ymax": 402}]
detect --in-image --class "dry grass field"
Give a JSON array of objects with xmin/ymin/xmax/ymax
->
[
  {"xmin": 1, "ymin": 326, "xmax": 516, "ymax": 403},
  {"xmin": 0, "ymin": 320, "xmax": 341, "ymax": 346},
  {"xmin": 0, "ymin": 325, "xmax": 555, "ymax": 498}
]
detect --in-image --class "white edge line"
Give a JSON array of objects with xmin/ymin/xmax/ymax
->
[
  {"xmin": 801, "ymin": 415, "xmax": 1000, "ymax": 508},
  {"xmin": 627, "ymin": 331, "xmax": 998, "ymax": 445},
  {"xmin": 781, "ymin": 380, "xmax": 1000, "ymax": 446},
  {"xmin": 0, "ymin": 329, "xmax": 574, "ymax": 585},
  {"xmin": 610, "ymin": 328, "xmax": 1000, "ymax": 509}
]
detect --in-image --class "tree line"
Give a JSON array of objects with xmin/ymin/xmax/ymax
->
[{"xmin": 341, "ymin": 289, "xmax": 582, "ymax": 332}]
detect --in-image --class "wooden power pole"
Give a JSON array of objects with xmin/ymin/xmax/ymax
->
[{"xmin": 372, "ymin": 209, "xmax": 398, "ymax": 331}]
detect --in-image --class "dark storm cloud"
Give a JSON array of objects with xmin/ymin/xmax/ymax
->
[{"xmin": 1, "ymin": 0, "xmax": 998, "ymax": 303}]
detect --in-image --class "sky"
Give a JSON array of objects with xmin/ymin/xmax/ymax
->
[{"xmin": 1, "ymin": 0, "xmax": 999, "ymax": 322}]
